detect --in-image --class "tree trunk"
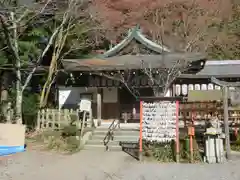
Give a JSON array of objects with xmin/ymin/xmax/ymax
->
[
  {"xmin": 0, "ymin": 71, "xmax": 10, "ymax": 101},
  {"xmin": 40, "ymin": 54, "xmax": 57, "ymax": 108},
  {"xmin": 11, "ymin": 12, "xmax": 23, "ymax": 125},
  {"xmin": 15, "ymin": 77, "xmax": 23, "ymax": 124},
  {"xmin": 0, "ymin": 71, "xmax": 11, "ymax": 122}
]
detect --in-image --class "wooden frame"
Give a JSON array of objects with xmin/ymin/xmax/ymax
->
[{"xmin": 139, "ymin": 97, "xmax": 180, "ymax": 162}]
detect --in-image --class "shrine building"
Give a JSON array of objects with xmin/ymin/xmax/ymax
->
[{"xmin": 56, "ymin": 26, "xmax": 240, "ymax": 122}]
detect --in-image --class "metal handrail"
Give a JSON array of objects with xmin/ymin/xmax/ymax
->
[{"xmin": 103, "ymin": 119, "xmax": 120, "ymax": 151}]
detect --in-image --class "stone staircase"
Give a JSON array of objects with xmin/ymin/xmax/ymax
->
[{"xmin": 84, "ymin": 123, "xmax": 139, "ymax": 151}]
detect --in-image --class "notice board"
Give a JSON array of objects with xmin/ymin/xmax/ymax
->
[{"xmin": 139, "ymin": 98, "xmax": 180, "ymax": 162}]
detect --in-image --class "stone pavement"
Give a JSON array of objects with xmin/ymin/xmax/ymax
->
[
  {"xmin": 0, "ymin": 150, "xmax": 135, "ymax": 180},
  {"xmin": 1, "ymin": 149, "xmax": 240, "ymax": 180}
]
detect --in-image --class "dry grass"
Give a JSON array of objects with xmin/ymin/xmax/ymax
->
[{"xmin": 26, "ymin": 126, "xmax": 94, "ymax": 154}]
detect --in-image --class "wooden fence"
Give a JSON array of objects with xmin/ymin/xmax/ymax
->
[
  {"xmin": 180, "ymin": 101, "xmax": 240, "ymax": 127},
  {"xmin": 37, "ymin": 109, "xmax": 93, "ymax": 130},
  {"xmin": 121, "ymin": 101, "xmax": 240, "ymax": 127},
  {"xmin": 4, "ymin": 102, "xmax": 240, "ymax": 130}
]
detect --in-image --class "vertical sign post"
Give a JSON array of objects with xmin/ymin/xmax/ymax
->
[
  {"xmin": 223, "ymin": 86, "xmax": 231, "ymax": 159},
  {"xmin": 139, "ymin": 101, "xmax": 143, "ymax": 161},
  {"xmin": 175, "ymin": 101, "xmax": 180, "ymax": 163},
  {"xmin": 189, "ymin": 106, "xmax": 194, "ymax": 163}
]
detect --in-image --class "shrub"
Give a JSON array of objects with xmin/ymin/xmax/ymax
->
[
  {"xmin": 143, "ymin": 141, "xmax": 175, "ymax": 162},
  {"xmin": 231, "ymin": 135, "xmax": 240, "ymax": 151},
  {"xmin": 143, "ymin": 137, "xmax": 202, "ymax": 162},
  {"xmin": 29, "ymin": 125, "xmax": 82, "ymax": 153}
]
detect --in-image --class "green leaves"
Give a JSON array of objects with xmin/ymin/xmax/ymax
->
[
  {"xmin": 9, "ymin": 88, "xmax": 39, "ymax": 116},
  {"xmin": 0, "ymin": 50, "xmax": 8, "ymax": 65}
]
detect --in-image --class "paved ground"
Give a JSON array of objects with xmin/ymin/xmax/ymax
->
[{"xmin": 1, "ymin": 150, "xmax": 240, "ymax": 180}]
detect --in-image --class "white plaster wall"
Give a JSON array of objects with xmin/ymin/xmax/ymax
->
[
  {"xmin": 58, "ymin": 87, "xmax": 97, "ymax": 109},
  {"xmin": 164, "ymin": 89, "xmax": 171, "ymax": 97},
  {"xmin": 103, "ymin": 88, "xmax": 118, "ymax": 103}
]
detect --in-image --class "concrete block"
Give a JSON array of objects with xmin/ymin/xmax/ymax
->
[{"xmin": 0, "ymin": 123, "xmax": 25, "ymax": 147}]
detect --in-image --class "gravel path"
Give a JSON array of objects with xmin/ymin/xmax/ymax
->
[{"xmin": 1, "ymin": 150, "xmax": 240, "ymax": 180}]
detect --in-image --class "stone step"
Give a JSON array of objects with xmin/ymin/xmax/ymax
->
[
  {"xmin": 90, "ymin": 134, "xmax": 139, "ymax": 141},
  {"xmin": 84, "ymin": 144, "xmax": 122, "ymax": 151},
  {"xmin": 93, "ymin": 130, "xmax": 139, "ymax": 136},
  {"xmin": 87, "ymin": 139, "xmax": 139, "ymax": 146},
  {"xmin": 96, "ymin": 127, "xmax": 139, "ymax": 131},
  {"xmin": 86, "ymin": 139, "xmax": 120, "ymax": 146}
]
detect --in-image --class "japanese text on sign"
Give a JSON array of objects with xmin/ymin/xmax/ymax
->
[{"xmin": 142, "ymin": 101, "xmax": 177, "ymax": 143}]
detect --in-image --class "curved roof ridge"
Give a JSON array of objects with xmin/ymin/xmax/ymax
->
[{"xmin": 101, "ymin": 25, "xmax": 171, "ymax": 58}]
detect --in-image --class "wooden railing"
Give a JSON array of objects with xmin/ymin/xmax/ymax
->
[{"xmin": 103, "ymin": 119, "xmax": 120, "ymax": 151}]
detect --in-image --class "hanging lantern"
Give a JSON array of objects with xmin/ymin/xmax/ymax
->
[
  {"xmin": 195, "ymin": 84, "xmax": 200, "ymax": 90},
  {"xmin": 201, "ymin": 84, "xmax": 207, "ymax": 90},
  {"xmin": 176, "ymin": 84, "xmax": 181, "ymax": 96},
  {"xmin": 188, "ymin": 84, "xmax": 194, "ymax": 90},
  {"xmin": 182, "ymin": 84, "xmax": 188, "ymax": 95}
]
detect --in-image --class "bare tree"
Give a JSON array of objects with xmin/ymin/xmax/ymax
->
[
  {"xmin": 39, "ymin": 0, "xmax": 94, "ymax": 108},
  {"xmin": 140, "ymin": 58, "xmax": 189, "ymax": 97},
  {"xmin": 94, "ymin": 70, "xmax": 140, "ymax": 98},
  {"xmin": 92, "ymin": 57, "xmax": 191, "ymax": 98},
  {"xmin": 90, "ymin": 0, "xmax": 233, "ymax": 55},
  {"xmin": 0, "ymin": 0, "xmax": 90, "ymax": 124}
]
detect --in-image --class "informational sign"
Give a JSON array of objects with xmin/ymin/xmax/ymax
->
[
  {"xmin": 79, "ymin": 99, "xmax": 91, "ymax": 112},
  {"xmin": 141, "ymin": 101, "xmax": 179, "ymax": 143}
]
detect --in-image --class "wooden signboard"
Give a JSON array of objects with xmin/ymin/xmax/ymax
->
[
  {"xmin": 79, "ymin": 99, "xmax": 91, "ymax": 112},
  {"xmin": 139, "ymin": 99, "xmax": 180, "ymax": 162},
  {"xmin": 141, "ymin": 101, "xmax": 179, "ymax": 142}
]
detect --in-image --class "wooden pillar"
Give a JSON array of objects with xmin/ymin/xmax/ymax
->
[
  {"xmin": 223, "ymin": 86, "xmax": 231, "ymax": 159},
  {"xmin": 97, "ymin": 89, "xmax": 102, "ymax": 126},
  {"xmin": 172, "ymin": 84, "xmax": 176, "ymax": 97}
]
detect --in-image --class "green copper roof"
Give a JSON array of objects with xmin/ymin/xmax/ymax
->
[{"xmin": 101, "ymin": 25, "xmax": 171, "ymax": 58}]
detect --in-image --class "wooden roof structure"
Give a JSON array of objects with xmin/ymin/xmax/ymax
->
[
  {"xmin": 62, "ymin": 53, "xmax": 206, "ymax": 71},
  {"xmin": 101, "ymin": 25, "xmax": 171, "ymax": 57},
  {"xmin": 180, "ymin": 60, "xmax": 240, "ymax": 79},
  {"xmin": 62, "ymin": 26, "xmax": 206, "ymax": 72}
]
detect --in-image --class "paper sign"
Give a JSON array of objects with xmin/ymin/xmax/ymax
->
[
  {"xmin": 141, "ymin": 101, "xmax": 178, "ymax": 143},
  {"xmin": 79, "ymin": 99, "xmax": 91, "ymax": 112}
]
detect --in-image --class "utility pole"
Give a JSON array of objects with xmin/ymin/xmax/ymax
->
[{"xmin": 223, "ymin": 86, "xmax": 231, "ymax": 159}]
